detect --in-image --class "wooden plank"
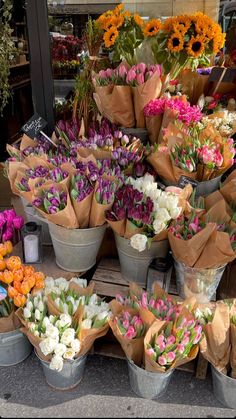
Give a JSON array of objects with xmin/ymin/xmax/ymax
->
[
  {"xmin": 93, "ymin": 281, "xmax": 129, "ymax": 298},
  {"xmin": 93, "ymin": 267, "xmax": 128, "ymax": 285},
  {"xmin": 98, "ymin": 258, "xmax": 121, "ymax": 272}
]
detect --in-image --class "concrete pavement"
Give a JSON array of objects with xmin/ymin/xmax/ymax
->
[{"xmin": 0, "ymin": 353, "xmax": 236, "ymax": 418}]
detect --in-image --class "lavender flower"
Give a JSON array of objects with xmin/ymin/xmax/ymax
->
[
  {"xmin": 70, "ymin": 172, "xmax": 93, "ymax": 202},
  {"xmin": 95, "ymin": 178, "xmax": 117, "ymax": 205}
]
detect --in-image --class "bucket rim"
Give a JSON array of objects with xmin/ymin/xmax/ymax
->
[
  {"xmin": 48, "ymin": 221, "xmax": 107, "ymax": 233},
  {"xmin": 114, "ymin": 232, "xmax": 168, "ymax": 245},
  {"xmin": 127, "ymin": 358, "xmax": 173, "ymax": 377},
  {"xmin": 161, "ymin": 174, "xmax": 222, "ymax": 187},
  {"xmin": 34, "ymin": 348, "xmax": 87, "ymax": 365},
  {"xmin": 211, "ymin": 363, "xmax": 236, "ymax": 384},
  {"xmin": 0, "ymin": 327, "xmax": 23, "ymax": 337},
  {"xmin": 173, "ymin": 258, "xmax": 227, "ymax": 272}
]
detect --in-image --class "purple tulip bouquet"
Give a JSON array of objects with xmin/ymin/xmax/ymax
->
[
  {"xmin": 89, "ymin": 178, "xmax": 118, "ymax": 227},
  {"xmin": 70, "ymin": 172, "xmax": 94, "ymax": 228}
]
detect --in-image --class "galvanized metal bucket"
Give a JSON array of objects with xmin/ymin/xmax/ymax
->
[
  {"xmin": 161, "ymin": 175, "xmax": 222, "ymax": 197},
  {"xmin": 211, "ymin": 365, "xmax": 236, "ymax": 409},
  {"xmin": 35, "ymin": 350, "xmax": 87, "ymax": 390},
  {"xmin": 127, "ymin": 359, "xmax": 174, "ymax": 399},
  {"xmin": 48, "ymin": 222, "xmax": 106, "ymax": 272},
  {"xmin": 174, "ymin": 259, "xmax": 226, "ymax": 303},
  {"xmin": 114, "ymin": 233, "xmax": 169, "ymax": 288},
  {"xmin": 0, "ymin": 329, "xmax": 32, "ymax": 366}
]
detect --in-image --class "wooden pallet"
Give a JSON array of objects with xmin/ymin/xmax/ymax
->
[{"xmin": 91, "ymin": 258, "xmax": 208, "ymax": 379}]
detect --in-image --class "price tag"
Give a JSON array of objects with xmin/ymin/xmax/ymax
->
[
  {"xmin": 22, "ymin": 113, "xmax": 47, "ymax": 139},
  {"xmin": 178, "ymin": 176, "xmax": 198, "ymax": 189}
]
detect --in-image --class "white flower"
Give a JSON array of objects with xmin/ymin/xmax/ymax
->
[
  {"xmin": 153, "ymin": 220, "xmax": 167, "ymax": 235},
  {"xmin": 70, "ymin": 277, "xmax": 87, "ymax": 288},
  {"xmin": 63, "ymin": 349, "xmax": 76, "ymax": 360},
  {"xmin": 169, "ymin": 206, "xmax": 181, "ymax": 219},
  {"xmin": 66, "ymin": 296, "xmax": 75, "ymax": 305},
  {"xmin": 50, "ymin": 355, "xmax": 64, "ymax": 372},
  {"xmin": 89, "ymin": 294, "xmax": 98, "ymax": 305},
  {"xmin": 63, "ymin": 303, "xmax": 69, "ymax": 314},
  {"xmin": 54, "ymin": 277, "xmax": 69, "ymax": 292},
  {"xmin": 39, "ymin": 337, "xmax": 58, "ymax": 356},
  {"xmin": 34, "ymin": 330, "xmax": 40, "ymax": 337},
  {"xmin": 49, "ymin": 315, "xmax": 56, "ymax": 324},
  {"xmin": 37, "ymin": 300, "xmax": 45, "ymax": 312},
  {"xmin": 45, "ymin": 324, "xmax": 59, "ymax": 341},
  {"xmin": 33, "ymin": 296, "xmax": 39, "ymax": 308},
  {"xmin": 204, "ymin": 307, "xmax": 212, "ymax": 317},
  {"xmin": 35, "ymin": 309, "xmax": 41, "ymax": 321},
  {"xmin": 26, "ymin": 301, "xmax": 33, "ymax": 311},
  {"xmin": 60, "ymin": 328, "xmax": 75, "ymax": 346},
  {"xmin": 45, "ymin": 277, "xmax": 54, "ymax": 288},
  {"xmin": 54, "ymin": 343, "xmax": 67, "ymax": 357},
  {"xmin": 42, "ymin": 317, "xmax": 51, "ymax": 328},
  {"xmin": 155, "ymin": 207, "xmax": 171, "ymax": 223},
  {"xmin": 23, "ymin": 307, "xmax": 32, "ymax": 319},
  {"xmin": 59, "ymin": 314, "xmax": 72, "ymax": 328},
  {"xmin": 71, "ymin": 339, "xmax": 81, "ymax": 353},
  {"xmin": 81, "ymin": 318, "xmax": 92, "ymax": 329},
  {"xmin": 195, "ymin": 308, "xmax": 203, "ymax": 319},
  {"xmin": 96, "ymin": 311, "xmax": 109, "ymax": 321},
  {"xmin": 130, "ymin": 234, "xmax": 148, "ymax": 252}
]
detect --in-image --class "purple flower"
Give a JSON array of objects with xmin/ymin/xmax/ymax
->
[
  {"xmin": 49, "ymin": 197, "xmax": 60, "ymax": 207},
  {"xmin": 4, "ymin": 209, "xmax": 17, "ymax": 226},
  {"xmin": 0, "ymin": 213, "xmax": 6, "ymax": 229},
  {"xmin": 2, "ymin": 226, "xmax": 13, "ymax": 241},
  {"xmin": 48, "ymin": 206, "xmax": 59, "ymax": 214},
  {"xmin": 32, "ymin": 198, "xmax": 43, "ymax": 208}
]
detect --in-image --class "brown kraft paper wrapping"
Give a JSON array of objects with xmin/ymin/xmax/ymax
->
[
  {"xmin": 6, "ymin": 144, "xmax": 21, "ymax": 159},
  {"xmin": 200, "ymin": 302, "xmax": 231, "ymax": 374},
  {"xmin": 71, "ymin": 190, "xmax": 93, "ymax": 228},
  {"xmin": 194, "ymin": 231, "xmax": 236, "ymax": 269},
  {"xmin": 147, "ymin": 150, "xmax": 176, "ymax": 183},
  {"xmin": 33, "ymin": 182, "xmax": 79, "ymax": 229},
  {"xmin": 220, "ymin": 179, "xmax": 236, "ymax": 205},
  {"xmin": 124, "ymin": 220, "xmax": 144, "ymax": 239},
  {"xmin": 77, "ymin": 147, "xmax": 112, "ymax": 161},
  {"xmin": 203, "ymin": 199, "xmax": 232, "ymax": 225},
  {"xmin": 106, "ymin": 219, "xmax": 126, "ymax": 237},
  {"xmin": 109, "ymin": 308, "xmax": 146, "ymax": 366},
  {"xmin": 158, "ymin": 108, "xmax": 179, "ymax": 144},
  {"xmin": 172, "ymin": 165, "xmax": 197, "ymax": 183},
  {"xmin": 68, "ymin": 280, "xmax": 95, "ymax": 296},
  {"xmin": 230, "ymin": 301, "xmax": 236, "ymax": 378},
  {"xmin": 168, "ymin": 223, "xmax": 216, "ymax": 267},
  {"xmin": 94, "ymin": 85, "xmax": 135, "ymax": 128},
  {"xmin": 20, "ymin": 134, "xmax": 38, "ymax": 151},
  {"xmin": 8, "ymin": 162, "xmax": 29, "ymax": 196},
  {"xmin": 145, "ymin": 114, "xmax": 163, "ymax": 144},
  {"xmin": 204, "ymin": 190, "xmax": 225, "ymax": 211},
  {"xmin": 89, "ymin": 181, "xmax": 114, "ymax": 227},
  {"xmin": 132, "ymin": 72, "xmax": 162, "ymax": 128},
  {"xmin": 0, "ymin": 311, "xmax": 21, "ymax": 333},
  {"xmin": 23, "ymin": 155, "xmax": 52, "ymax": 169}
]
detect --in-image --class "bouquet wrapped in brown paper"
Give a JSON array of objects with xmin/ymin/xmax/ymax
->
[
  {"xmin": 144, "ymin": 307, "xmax": 202, "ymax": 373},
  {"xmin": 179, "ymin": 68, "xmax": 209, "ymax": 105},
  {"xmin": 109, "ymin": 307, "xmax": 147, "ymax": 366},
  {"xmin": 31, "ymin": 182, "xmax": 79, "ymax": 229},
  {"xmin": 89, "ymin": 178, "xmax": 117, "ymax": 227},
  {"xmin": 70, "ymin": 171, "xmax": 94, "ymax": 228},
  {"xmin": 199, "ymin": 301, "xmax": 231, "ymax": 374},
  {"xmin": 230, "ymin": 301, "xmax": 236, "ymax": 378},
  {"xmin": 0, "ymin": 310, "xmax": 21, "ymax": 333}
]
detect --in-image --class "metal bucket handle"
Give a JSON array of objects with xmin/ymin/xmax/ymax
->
[{"xmin": 0, "ymin": 329, "xmax": 23, "ymax": 344}]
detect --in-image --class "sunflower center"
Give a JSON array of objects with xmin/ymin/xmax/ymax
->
[
  {"xmin": 172, "ymin": 37, "xmax": 180, "ymax": 47},
  {"xmin": 192, "ymin": 41, "xmax": 202, "ymax": 52},
  {"xmin": 109, "ymin": 33, "xmax": 115, "ymax": 41},
  {"xmin": 148, "ymin": 25, "xmax": 156, "ymax": 33}
]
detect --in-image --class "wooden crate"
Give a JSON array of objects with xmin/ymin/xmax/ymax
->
[{"xmin": 92, "ymin": 257, "xmax": 208, "ymax": 378}]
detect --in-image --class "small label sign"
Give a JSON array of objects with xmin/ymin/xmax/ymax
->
[
  {"xmin": 178, "ymin": 175, "xmax": 198, "ymax": 189},
  {"xmin": 22, "ymin": 113, "xmax": 47, "ymax": 139}
]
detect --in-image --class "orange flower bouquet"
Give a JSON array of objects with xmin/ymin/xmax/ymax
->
[{"xmin": 0, "ymin": 252, "xmax": 45, "ymax": 333}]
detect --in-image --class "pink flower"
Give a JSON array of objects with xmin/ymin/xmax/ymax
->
[
  {"xmin": 155, "ymin": 334, "xmax": 165, "ymax": 346},
  {"xmin": 136, "ymin": 63, "xmax": 146, "ymax": 73},
  {"xmin": 146, "ymin": 347, "xmax": 155, "ymax": 358},
  {"xmin": 166, "ymin": 335, "xmax": 175, "ymax": 345},
  {"xmin": 189, "ymin": 223, "xmax": 198, "ymax": 233},
  {"xmin": 124, "ymin": 325, "xmax": 137, "ymax": 339},
  {"xmin": 118, "ymin": 64, "xmax": 127, "ymax": 78},
  {"xmin": 12, "ymin": 216, "xmax": 24, "ymax": 230},
  {"xmin": 122, "ymin": 319, "xmax": 130, "ymax": 329},
  {"xmin": 2, "ymin": 226, "xmax": 13, "ymax": 241},
  {"xmin": 126, "ymin": 69, "xmax": 136, "ymax": 84},
  {"xmin": 133, "ymin": 317, "xmax": 143, "ymax": 328},
  {"xmin": 208, "ymin": 100, "xmax": 218, "ymax": 109},
  {"xmin": 181, "ymin": 336, "xmax": 190, "ymax": 346},
  {"xmin": 159, "ymin": 341, "xmax": 166, "ymax": 351},
  {"xmin": 0, "ymin": 213, "xmax": 6, "ymax": 229},
  {"xmin": 105, "ymin": 68, "xmax": 113, "ymax": 78},
  {"xmin": 116, "ymin": 294, "xmax": 124, "ymax": 304},
  {"xmin": 4, "ymin": 209, "xmax": 16, "ymax": 226},
  {"xmin": 141, "ymin": 292, "xmax": 148, "ymax": 308},
  {"xmin": 177, "ymin": 343, "xmax": 185, "ymax": 354},
  {"xmin": 136, "ymin": 73, "xmax": 145, "ymax": 85},
  {"xmin": 149, "ymin": 298, "xmax": 155, "ymax": 308},
  {"xmin": 98, "ymin": 69, "xmax": 107, "ymax": 79},
  {"xmin": 166, "ymin": 351, "xmax": 176, "ymax": 363},
  {"xmin": 158, "ymin": 355, "xmax": 167, "ymax": 366}
]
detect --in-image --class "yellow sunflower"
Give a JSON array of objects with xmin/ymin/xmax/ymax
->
[
  {"xmin": 167, "ymin": 32, "xmax": 184, "ymax": 52},
  {"xmin": 186, "ymin": 35, "xmax": 206, "ymax": 58},
  {"xmin": 133, "ymin": 13, "xmax": 144, "ymax": 27},
  {"xmin": 143, "ymin": 19, "xmax": 162, "ymax": 37},
  {"xmin": 213, "ymin": 32, "xmax": 226, "ymax": 54},
  {"xmin": 162, "ymin": 16, "xmax": 178, "ymax": 32},
  {"xmin": 175, "ymin": 15, "xmax": 191, "ymax": 31},
  {"xmin": 103, "ymin": 26, "xmax": 119, "ymax": 48},
  {"xmin": 114, "ymin": 4, "xmax": 124, "ymax": 16}
]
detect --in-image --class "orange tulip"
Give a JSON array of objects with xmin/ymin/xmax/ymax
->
[
  {"xmin": 13, "ymin": 280, "xmax": 23, "ymax": 293},
  {"xmin": 6, "ymin": 256, "xmax": 22, "ymax": 271},
  {"xmin": 21, "ymin": 280, "xmax": 31, "ymax": 295},
  {"xmin": 23, "ymin": 265, "xmax": 35, "ymax": 276},
  {"xmin": 0, "ymin": 271, "xmax": 4, "ymax": 282},
  {"xmin": 0, "ymin": 259, "xmax": 6, "ymax": 271},
  {"xmin": 13, "ymin": 266, "xmax": 24, "ymax": 282},
  {"xmin": 14, "ymin": 294, "xmax": 26, "ymax": 307},
  {"xmin": 8, "ymin": 285, "xmax": 18, "ymax": 299},
  {"xmin": 2, "ymin": 270, "xmax": 14, "ymax": 284},
  {"xmin": 4, "ymin": 241, "xmax": 13, "ymax": 254},
  {"xmin": 26, "ymin": 275, "xmax": 36, "ymax": 289},
  {"xmin": 34, "ymin": 272, "xmax": 45, "ymax": 289},
  {"xmin": 0, "ymin": 243, "xmax": 7, "ymax": 257}
]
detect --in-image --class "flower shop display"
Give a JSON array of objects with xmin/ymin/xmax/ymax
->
[
  {"xmin": 51, "ymin": 35, "xmax": 82, "ymax": 78},
  {"xmin": 16, "ymin": 276, "xmax": 111, "ymax": 389},
  {"xmin": 0, "ymin": 209, "xmax": 24, "ymax": 244}
]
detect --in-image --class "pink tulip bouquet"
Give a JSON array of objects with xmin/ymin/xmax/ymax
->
[
  {"xmin": 115, "ymin": 311, "xmax": 145, "ymax": 339},
  {"xmin": 0, "ymin": 209, "xmax": 24, "ymax": 244},
  {"xmin": 145, "ymin": 315, "xmax": 203, "ymax": 372}
]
